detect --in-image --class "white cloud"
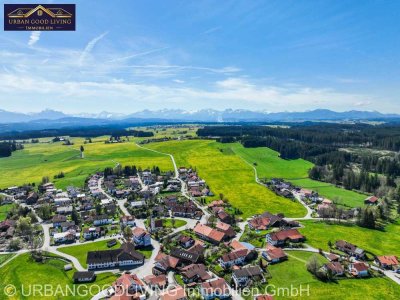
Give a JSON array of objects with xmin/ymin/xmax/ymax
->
[
  {"xmin": 173, "ymin": 79, "xmax": 185, "ymax": 83},
  {"xmin": 353, "ymin": 101, "xmax": 372, "ymax": 107},
  {"xmin": 0, "ymin": 73, "xmax": 378, "ymax": 113},
  {"xmin": 79, "ymin": 31, "xmax": 109, "ymax": 66},
  {"xmin": 108, "ymin": 47, "xmax": 169, "ymax": 63},
  {"xmin": 28, "ymin": 32, "xmax": 41, "ymax": 46}
]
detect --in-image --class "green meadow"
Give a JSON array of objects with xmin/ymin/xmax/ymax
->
[
  {"xmin": 145, "ymin": 218, "xmax": 187, "ymax": 228},
  {"xmin": 0, "ymin": 253, "xmax": 117, "ymax": 300},
  {"xmin": 0, "ymin": 253, "xmax": 14, "ymax": 265},
  {"xmin": 299, "ymin": 220, "xmax": 400, "ymax": 257},
  {"xmin": 0, "ymin": 204, "xmax": 13, "ymax": 221},
  {"xmin": 146, "ymin": 140, "xmax": 307, "ymax": 218},
  {"xmin": 58, "ymin": 239, "xmax": 120, "ymax": 268},
  {"xmin": 0, "ymin": 137, "xmax": 173, "ymax": 190},
  {"xmin": 262, "ymin": 251, "xmax": 400, "ymax": 300},
  {"xmin": 228, "ymin": 143, "xmax": 367, "ymax": 208}
]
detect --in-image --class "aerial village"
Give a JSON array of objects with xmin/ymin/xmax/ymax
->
[{"xmin": 0, "ymin": 163, "xmax": 399, "ymax": 300}]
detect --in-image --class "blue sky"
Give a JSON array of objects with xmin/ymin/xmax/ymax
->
[{"xmin": 0, "ymin": 0, "xmax": 399, "ymax": 114}]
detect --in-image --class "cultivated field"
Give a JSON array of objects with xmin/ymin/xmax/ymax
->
[
  {"xmin": 299, "ymin": 220, "xmax": 400, "ymax": 257},
  {"xmin": 146, "ymin": 140, "xmax": 307, "ymax": 218},
  {"xmin": 228, "ymin": 143, "xmax": 367, "ymax": 208},
  {"xmin": 0, "ymin": 137, "xmax": 173, "ymax": 190}
]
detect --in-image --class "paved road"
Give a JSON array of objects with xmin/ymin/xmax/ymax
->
[
  {"xmin": 233, "ymin": 220, "xmax": 248, "ymax": 241},
  {"xmin": 135, "ymin": 143, "xmax": 211, "ymax": 224}
]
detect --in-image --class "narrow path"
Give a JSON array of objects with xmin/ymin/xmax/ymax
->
[
  {"xmin": 231, "ymin": 148, "xmax": 313, "ymax": 219},
  {"xmin": 135, "ymin": 142, "xmax": 211, "ymax": 224},
  {"xmin": 285, "ymin": 252, "xmax": 308, "ymax": 264}
]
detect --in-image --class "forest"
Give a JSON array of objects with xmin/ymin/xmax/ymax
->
[
  {"xmin": 0, "ymin": 126, "xmax": 154, "ymax": 140},
  {"xmin": 0, "ymin": 141, "xmax": 24, "ymax": 157}
]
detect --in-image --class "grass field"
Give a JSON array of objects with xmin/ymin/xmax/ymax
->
[
  {"xmin": 146, "ymin": 140, "xmax": 306, "ymax": 218},
  {"xmin": 230, "ymin": 143, "xmax": 313, "ymax": 179},
  {"xmin": 145, "ymin": 218, "xmax": 187, "ymax": 228},
  {"xmin": 0, "ymin": 253, "xmax": 117, "ymax": 300},
  {"xmin": 299, "ymin": 220, "xmax": 400, "ymax": 257},
  {"xmin": 0, "ymin": 253, "xmax": 14, "ymax": 265},
  {"xmin": 290, "ymin": 178, "xmax": 367, "ymax": 208},
  {"xmin": 0, "ymin": 137, "xmax": 173, "ymax": 189},
  {"xmin": 0, "ymin": 204, "xmax": 13, "ymax": 221},
  {"xmin": 58, "ymin": 239, "xmax": 120, "ymax": 268},
  {"xmin": 262, "ymin": 251, "xmax": 400, "ymax": 300},
  {"xmin": 228, "ymin": 143, "xmax": 367, "ymax": 208}
]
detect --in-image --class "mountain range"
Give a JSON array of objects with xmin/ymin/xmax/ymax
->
[{"xmin": 1, "ymin": 108, "xmax": 400, "ymax": 124}]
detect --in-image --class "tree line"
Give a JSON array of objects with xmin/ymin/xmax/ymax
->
[{"xmin": 0, "ymin": 141, "xmax": 24, "ymax": 157}]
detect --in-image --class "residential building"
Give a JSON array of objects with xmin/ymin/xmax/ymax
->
[
  {"xmin": 262, "ymin": 245, "xmax": 287, "ymax": 263},
  {"xmin": 349, "ymin": 262, "xmax": 369, "ymax": 277},
  {"xmin": 87, "ymin": 243, "xmax": 144, "ymax": 270},
  {"xmin": 232, "ymin": 266, "xmax": 265, "ymax": 287},
  {"xmin": 52, "ymin": 214, "xmax": 67, "ymax": 227},
  {"xmin": 120, "ymin": 215, "xmax": 136, "ymax": 227},
  {"xmin": 180, "ymin": 264, "xmax": 212, "ymax": 283},
  {"xmin": 215, "ymin": 222, "xmax": 236, "ymax": 239},
  {"xmin": 323, "ymin": 262, "xmax": 345, "ymax": 276},
  {"xmin": 219, "ymin": 249, "xmax": 249, "ymax": 269},
  {"xmin": 93, "ymin": 215, "xmax": 113, "ymax": 226},
  {"xmin": 153, "ymin": 251, "xmax": 180, "ymax": 274},
  {"xmin": 335, "ymin": 240, "xmax": 365, "ymax": 259},
  {"xmin": 248, "ymin": 212, "xmax": 283, "ymax": 230},
  {"xmin": 266, "ymin": 229, "xmax": 305, "ymax": 246},
  {"xmin": 364, "ymin": 196, "xmax": 379, "ymax": 205},
  {"xmin": 113, "ymin": 273, "xmax": 145, "ymax": 294},
  {"xmin": 83, "ymin": 227, "xmax": 101, "ymax": 240},
  {"xmin": 144, "ymin": 274, "xmax": 168, "ymax": 289},
  {"xmin": 193, "ymin": 224, "xmax": 225, "ymax": 244},
  {"xmin": 200, "ymin": 278, "xmax": 230, "ymax": 300},
  {"xmin": 159, "ymin": 286, "xmax": 187, "ymax": 300},
  {"xmin": 179, "ymin": 235, "xmax": 195, "ymax": 249},
  {"xmin": 53, "ymin": 230, "xmax": 77, "ymax": 244},
  {"xmin": 170, "ymin": 247, "xmax": 200, "ymax": 265},
  {"xmin": 375, "ymin": 256, "xmax": 399, "ymax": 270},
  {"xmin": 132, "ymin": 227, "xmax": 152, "ymax": 247}
]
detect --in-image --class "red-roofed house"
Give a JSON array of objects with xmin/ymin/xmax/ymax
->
[
  {"xmin": 159, "ymin": 286, "xmax": 187, "ymax": 300},
  {"xmin": 266, "ymin": 229, "xmax": 305, "ymax": 246},
  {"xmin": 349, "ymin": 262, "xmax": 369, "ymax": 277},
  {"xmin": 200, "ymin": 278, "xmax": 230, "ymax": 300},
  {"xmin": 375, "ymin": 256, "xmax": 399, "ymax": 270},
  {"xmin": 215, "ymin": 221, "xmax": 236, "ymax": 239},
  {"xmin": 132, "ymin": 227, "xmax": 151, "ymax": 247},
  {"xmin": 364, "ymin": 196, "xmax": 379, "ymax": 205},
  {"xmin": 113, "ymin": 273, "xmax": 145, "ymax": 295},
  {"xmin": 262, "ymin": 245, "xmax": 287, "ymax": 263},
  {"xmin": 323, "ymin": 262, "xmax": 345, "ymax": 276},
  {"xmin": 193, "ymin": 224, "xmax": 225, "ymax": 244},
  {"xmin": 219, "ymin": 249, "xmax": 249, "ymax": 269}
]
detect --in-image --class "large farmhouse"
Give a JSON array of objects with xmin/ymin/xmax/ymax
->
[{"xmin": 86, "ymin": 243, "xmax": 144, "ymax": 270}]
